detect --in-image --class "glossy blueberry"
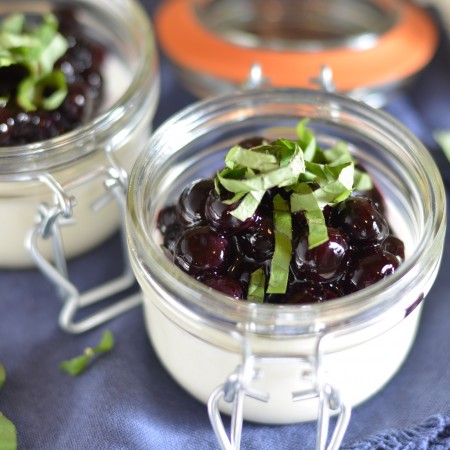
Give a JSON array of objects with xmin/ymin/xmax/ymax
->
[
  {"xmin": 238, "ymin": 215, "xmax": 275, "ymax": 262},
  {"xmin": 177, "ymin": 179, "xmax": 214, "ymax": 227},
  {"xmin": 294, "ymin": 227, "xmax": 349, "ymax": 281},
  {"xmin": 198, "ymin": 274, "xmax": 244, "ymax": 299},
  {"xmin": 331, "ymin": 197, "xmax": 389, "ymax": 245},
  {"xmin": 174, "ymin": 226, "xmax": 233, "ymax": 275},
  {"xmin": 205, "ymin": 189, "xmax": 256, "ymax": 235},
  {"xmin": 344, "ymin": 250, "xmax": 399, "ymax": 293},
  {"xmin": 382, "ymin": 235, "xmax": 405, "ymax": 262},
  {"xmin": 273, "ymin": 280, "xmax": 326, "ymax": 305}
]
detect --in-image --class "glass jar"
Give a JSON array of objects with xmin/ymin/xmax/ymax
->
[
  {"xmin": 0, "ymin": 0, "xmax": 159, "ymax": 268},
  {"xmin": 126, "ymin": 88, "xmax": 446, "ymax": 447},
  {"xmin": 155, "ymin": 0, "xmax": 437, "ymax": 107}
]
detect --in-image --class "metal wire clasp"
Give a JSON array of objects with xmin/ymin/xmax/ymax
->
[
  {"xmin": 25, "ymin": 146, "xmax": 141, "ymax": 334},
  {"xmin": 207, "ymin": 332, "xmax": 351, "ymax": 450},
  {"xmin": 242, "ymin": 63, "xmax": 336, "ymax": 93},
  {"xmin": 208, "ymin": 340, "xmax": 270, "ymax": 450}
]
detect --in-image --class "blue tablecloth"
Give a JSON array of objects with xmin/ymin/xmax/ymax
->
[{"xmin": 1, "ymin": 2, "xmax": 450, "ymax": 449}]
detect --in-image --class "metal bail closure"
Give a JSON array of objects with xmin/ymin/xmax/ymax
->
[
  {"xmin": 208, "ymin": 354, "xmax": 270, "ymax": 450},
  {"xmin": 242, "ymin": 63, "xmax": 336, "ymax": 94},
  {"xmin": 207, "ymin": 332, "xmax": 351, "ymax": 450},
  {"xmin": 25, "ymin": 146, "xmax": 141, "ymax": 334}
]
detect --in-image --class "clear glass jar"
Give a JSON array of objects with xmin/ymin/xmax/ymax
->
[
  {"xmin": 155, "ymin": 0, "xmax": 437, "ymax": 107},
  {"xmin": 0, "ymin": 0, "xmax": 159, "ymax": 268},
  {"xmin": 126, "ymin": 88, "xmax": 446, "ymax": 446}
]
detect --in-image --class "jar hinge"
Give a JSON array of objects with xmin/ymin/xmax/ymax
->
[
  {"xmin": 242, "ymin": 64, "xmax": 336, "ymax": 93},
  {"xmin": 25, "ymin": 149, "xmax": 141, "ymax": 334},
  {"xmin": 207, "ymin": 333, "xmax": 351, "ymax": 450}
]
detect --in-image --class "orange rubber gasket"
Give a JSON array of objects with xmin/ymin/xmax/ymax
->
[{"xmin": 155, "ymin": 0, "xmax": 438, "ymax": 92}]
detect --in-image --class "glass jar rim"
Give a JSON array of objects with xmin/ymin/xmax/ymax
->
[
  {"xmin": 127, "ymin": 87, "xmax": 446, "ymax": 336},
  {"xmin": 0, "ymin": 0, "xmax": 158, "ymax": 177}
]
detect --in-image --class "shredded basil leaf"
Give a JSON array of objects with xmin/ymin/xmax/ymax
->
[
  {"xmin": 434, "ymin": 130, "xmax": 450, "ymax": 163},
  {"xmin": 0, "ymin": 364, "xmax": 5, "ymax": 390},
  {"xmin": 0, "ymin": 13, "xmax": 68, "ymax": 111},
  {"xmin": 216, "ymin": 140, "xmax": 305, "ymax": 221},
  {"xmin": 214, "ymin": 118, "xmax": 376, "ymax": 295},
  {"xmin": 354, "ymin": 168, "xmax": 373, "ymax": 191},
  {"xmin": 0, "ymin": 364, "xmax": 17, "ymax": 450},
  {"xmin": 290, "ymin": 183, "xmax": 329, "ymax": 249},
  {"xmin": 0, "ymin": 412, "xmax": 17, "ymax": 450},
  {"xmin": 247, "ymin": 268, "xmax": 266, "ymax": 303},
  {"xmin": 60, "ymin": 330, "xmax": 114, "ymax": 376},
  {"xmin": 225, "ymin": 144, "xmax": 278, "ymax": 171},
  {"xmin": 267, "ymin": 195, "xmax": 292, "ymax": 294}
]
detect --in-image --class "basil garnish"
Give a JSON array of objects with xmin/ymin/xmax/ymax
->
[
  {"xmin": 214, "ymin": 119, "xmax": 374, "ymax": 297},
  {"xmin": 0, "ymin": 13, "xmax": 68, "ymax": 111}
]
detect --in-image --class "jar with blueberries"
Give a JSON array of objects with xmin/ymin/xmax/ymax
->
[
  {"xmin": 0, "ymin": 0, "xmax": 159, "ymax": 332},
  {"xmin": 126, "ymin": 88, "xmax": 446, "ymax": 449}
]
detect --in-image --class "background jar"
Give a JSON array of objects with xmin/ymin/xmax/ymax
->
[
  {"xmin": 0, "ymin": 0, "xmax": 159, "ymax": 268},
  {"xmin": 126, "ymin": 89, "xmax": 446, "ymax": 440}
]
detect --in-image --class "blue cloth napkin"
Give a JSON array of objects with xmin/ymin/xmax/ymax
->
[
  {"xmin": 0, "ymin": 2, "xmax": 450, "ymax": 449},
  {"xmin": 344, "ymin": 414, "xmax": 450, "ymax": 449}
]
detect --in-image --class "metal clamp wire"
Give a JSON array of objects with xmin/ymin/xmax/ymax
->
[
  {"xmin": 208, "ymin": 329, "xmax": 352, "ymax": 450},
  {"xmin": 25, "ymin": 164, "xmax": 141, "ymax": 334}
]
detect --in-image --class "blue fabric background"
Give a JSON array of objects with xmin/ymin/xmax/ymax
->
[{"xmin": 0, "ymin": 1, "xmax": 449, "ymax": 449}]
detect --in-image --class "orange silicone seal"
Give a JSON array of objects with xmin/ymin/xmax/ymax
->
[{"xmin": 155, "ymin": 0, "xmax": 438, "ymax": 93}]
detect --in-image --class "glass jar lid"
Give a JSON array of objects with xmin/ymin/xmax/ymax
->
[{"xmin": 155, "ymin": 0, "xmax": 437, "ymax": 104}]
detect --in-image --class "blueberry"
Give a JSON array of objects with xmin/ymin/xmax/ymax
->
[
  {"xmin": 331, "ymin": 197, "xmax": 389, "ymax": 245},
  {"xmin": 174, "ymin": 226, "xmax": 233, "ymax": 276},
  {"xmin": 294, "ymin": 227, "xmax": 350, "ymax": 281}
]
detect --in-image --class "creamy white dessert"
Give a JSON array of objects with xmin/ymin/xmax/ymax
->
[{"xmin": 141, "ymin": 289, "xmax": 421, "ymax": 423}]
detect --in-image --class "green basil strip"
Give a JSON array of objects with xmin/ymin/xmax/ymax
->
[
  {"xmin": 434, "ymin": 130, "xmax": 450, "ymax": 163},
  {"xmin": 0, "ymin": 364, "xmax": 5, "ymax": 390},
  {"xmin": 267, "ymin": 194, "xmax": 292, "ymax": 294},
  {"xmin": 225, "ymin": 145, "xmax": 278, "ymax": 171},
  {"xmin": 353, "ymin": 169, "xmax": 374, "ymax": 191},
  {"xmin": 0, "ymin": 13, "xmax": 68, "ymax": 111},
  {"xmin": 247, "ymin": 268, "xmax": 266, "ymax": 303},
  {"xmin": 0, "ymin": 364, "xmax": 17, "ymax": 450},
  {"xmin": 1, "ymin": 14, "xmax": 25, "ymax": 35},
  {"xmin": 60, "ymin": 330, "xmax": 114, "ymax": 376},
  {"xmin": 313, "ymin": 181, "xmax": 352, "ymax": 208},
  {"xmin": 218, "ymin": 142, "xmax": 305, "ymax": 221},
  {"xmin": 323, "ymin": 142, "xmax": 354, "ymax": 166},
  {"xmin": 229, "ymin": 190, "xmax": 265, "ymax": 222},
  {"xmin": 291, "ymin": 184, "xmax": 328, "ymax": 249},
  {"xmin": 40, "ymin": 70, "xmax": 69, "ymax": 110},
  {"xmin": 59, "ymin": 354, "xmax": 89, "ymax": 377},
  {"xmin": 0, "ymin": 412, "xmax": 17, "ymax": 450},
  {"xmin": 93, "ymin": 330, "xmax": 114, "ymax": 353},
  {"xmin": 218, "ymin": 153, "xmax": 304, "ymax": 194},
  {"xmin": 296, "ymin": 119, "xmax": 327, "ymax": 163}
]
